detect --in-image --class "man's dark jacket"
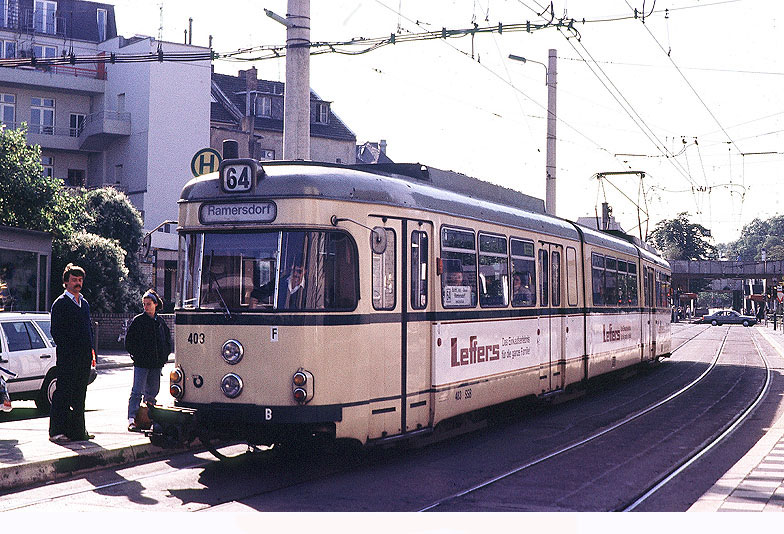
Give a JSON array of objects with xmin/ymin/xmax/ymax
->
[
  {"xmin": 125, "ymin": 312, "xmax": 172, "ymax": 369},
  {"xmin": 50, "ymin": 293, "xmax": 94, "ymax": 366}
]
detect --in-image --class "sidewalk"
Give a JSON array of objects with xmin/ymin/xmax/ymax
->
[{"xmin": 0, "ymin": 351, "xmax": 190, "ymax": 493}]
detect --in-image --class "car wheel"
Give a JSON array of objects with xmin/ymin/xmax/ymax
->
[
  {"xmin": 711, "ymin": 320, "xmax": 718, "ymax": 326},
  {"xmin": 743, "ymin": 320, "xmax": 749, "ymax": 327},
  {"xmin": 36, "ymin": 371, "xmax": 57, "ymax": 413}
]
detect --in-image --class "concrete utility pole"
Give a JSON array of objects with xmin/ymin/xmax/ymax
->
[
  {"xmin": 545, "ymin": 48, "xmax": 557, "ymax": 216},
  {"xmin": 283, "ymin": 0, "xmax": 311, "ymax": 160}
]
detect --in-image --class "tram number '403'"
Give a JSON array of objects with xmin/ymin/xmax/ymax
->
[
  {"xmin": 454, "ymin": 388, "xmax": 472, "ymax": 401},
  {"xmin": 223, "ymin": 164, "xmax": 252, "ymax": 192},
  {"xmin": 187, "ymin": 332, "xmax": 205, "ymax": 344}
]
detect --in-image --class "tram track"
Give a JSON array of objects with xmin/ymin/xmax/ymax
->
[
  {"xmin": 418, "ymin": 324, "xmax": 769, "ymax": 512},
  {"xmin": 619, "ymin": 329, "xmax": 771, "ymax": 511}
]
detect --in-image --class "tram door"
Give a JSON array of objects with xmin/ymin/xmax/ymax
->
[
  {"xmin": 405, "ymin": 220, "xmax": 433, "ymax": 433},
  {"xmin": 644, "ymin": 267, "xmax": 656, "ymax": 359},
  {"xmin": 375, "ymin": 217, "xmax": 433, "ymax": 435},
  {"xmin": 538, "ymin": 242, "xmax": 566, "ymax": 393}
]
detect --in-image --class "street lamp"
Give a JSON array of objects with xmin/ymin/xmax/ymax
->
[{"xmin": 509, "ymin": 50, "xmax": 557, "ymax": 216}]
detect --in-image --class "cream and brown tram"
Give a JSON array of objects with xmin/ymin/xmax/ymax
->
[{"xmin": 150, "ymin": 144, "xmax": 672, "ymax": 449}]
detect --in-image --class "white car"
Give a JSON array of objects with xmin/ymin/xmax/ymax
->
[{"xmin": 0, "ymin": 312, "xmax": 96, "ymax": 412}]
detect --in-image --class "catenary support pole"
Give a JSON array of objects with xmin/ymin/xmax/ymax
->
[{"xmin": 283, "ymin": 0, "xmax": 311, "ymax": 160}]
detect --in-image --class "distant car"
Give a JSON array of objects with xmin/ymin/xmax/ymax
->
[
  {"xmin": 0, "ymin": 312, "xmax": 97, "ymax": 413},
  {"xmin": 699, "ymin": 309, "xmax": 757, "ymax": 327}
]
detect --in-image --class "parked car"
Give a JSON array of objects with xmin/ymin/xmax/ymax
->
[
  {"xmin": 699, "ymin": 309, "xmax": 757, "ymax": 327},
  {"xmin": 0, "ymin": 312, "xmax": 97, "ymax": 412}
]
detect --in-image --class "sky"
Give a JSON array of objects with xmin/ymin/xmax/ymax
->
[{"xmin": 106, "ymin": 0, "xmax": 783, "ymax": 245}]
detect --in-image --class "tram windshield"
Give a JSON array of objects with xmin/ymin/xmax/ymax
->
[{"xmin": 178, "ymin": 230, "xmax": 358, "ymax": 311}]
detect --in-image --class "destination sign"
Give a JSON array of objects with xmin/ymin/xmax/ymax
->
[{"xmin": 199, "ymin": 201, "xmax": 277, "ymax": 224}]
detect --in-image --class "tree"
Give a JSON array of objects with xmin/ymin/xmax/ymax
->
[
  {"xmin": 724, "ymin": 216, "xmax": 784, "ymax": 261},
  {"xmin": 83, "ymin": 187, "xmax": 145, "ymax": 303},
  {"xmin": 647, "ymin": 212, "xmax": 716, "ymax": 260},
  {"xmin": 1, "ymin": 125, "xmax": 144, "ymax": 312},
  {"xmin": 0, "ymin": 125, "xmax": 82, "ymax": 241},
  {"xmin": 54, "ymin": 231, "xmax": 136, "ymax": 314}
]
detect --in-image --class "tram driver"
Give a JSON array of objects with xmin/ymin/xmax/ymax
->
[{"xmin": 250, "ymin": 254, "xmax": 307, "ymax": 309}]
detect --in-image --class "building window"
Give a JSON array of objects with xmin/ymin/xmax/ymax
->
[
  {"xmin": 114, "ymin": 164, "xmax": 123, "ymax": 185},
  {"xmin": 31, "ymin": 97, "xmax": 54, "ymax": 134},
  {"xmin": 41, "ymin": 155, "xmax": 53, "ymax": 177},
  {"xmin": 0, "ymin": 93, "xmax": 15, "ymax": 126},
  {"xmin": 69, "ymin": 113, "xmax": 85, "ymax": 137},
  {"xmin": 1, "ymin": 39, "xmax": 16, "ymax": 58},
  {"xmin": 259, "ymin": 149, "xmax": 274, "ymax": 160},
  {"xmin": 66, "ymin": 169, "xmax": 84, "ymax": 187},
  {"xmin": 254, "ymin": 95, "xmax": 271, "ymax": 118},
  {"xmin": 96, "ymin": 8, "xmax": 107, "ymax": 41},
  {"xmin": 316, "ymin": 102, "xmax": 329, "ymax": 124},
  {"xmin": 32, "ymin": 44, "xmax": 56, "ymax": 58},
  {"xmin": 2, "ymin": 0, "xmax": 19, "ymax": 30},
  {"xmin": 33, "ymin": 0, "xmax": 57, "ymax": 34}
]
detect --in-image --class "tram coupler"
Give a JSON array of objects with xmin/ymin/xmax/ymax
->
[{"xmin": 148, "ymin": 404, "xmax": 198, "ymax": 449}]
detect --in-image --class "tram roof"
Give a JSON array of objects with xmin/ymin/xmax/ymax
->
[{"xmin": 181, "ymin": 159, "xmax": 666, "ymax": 263}]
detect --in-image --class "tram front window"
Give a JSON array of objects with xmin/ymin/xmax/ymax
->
[{"xmin": 179, "ymin": 230, "xmax": 357, "ymax": 311}]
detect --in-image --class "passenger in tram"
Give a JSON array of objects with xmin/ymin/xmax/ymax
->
[
  {"xmin": 512, "ymin": 272, "xmax": 535, "ymax": 306},
  {"xmin": 250, "ymin": 254, "xmax": 307, "ymax": 309},
  {"xmin": 443, "ymin": 264, "xmax": 476, "ymax": 306}
]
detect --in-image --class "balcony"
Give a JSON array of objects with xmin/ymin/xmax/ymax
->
[
  {"xmin": 78, "ymin": 111, "xmax": 131, "ymax": 151},
  {"xmin": 0, "ymin": 63, "xmax": 106, "ymax": 94},
  {"xmin": 2, "ymin": 111, "xmax": 130, "ymax": 152}
]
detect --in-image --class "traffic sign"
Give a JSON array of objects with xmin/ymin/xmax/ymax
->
[
  {"xmin": 191, "ymin": 148, "xmax": 222, "ymax": 177},
  {"xmin": 777, "ymin": 287, "xmax": 783, "ymax": 303}
]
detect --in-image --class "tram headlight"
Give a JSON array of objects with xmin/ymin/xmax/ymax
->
[
  {"xmin": 170, "ymin": 384, "xmax": 183, "ymax": 399},
  {"xmin": 221, "ymin": 373, "xmax": 243, "ymax": 399},
  {"xmin": 221, "ymin": 339, "xmax": 244, "ymax": 365},
  {"xmin": 170, "ymin": 368, "xmax": 183, "ymax": 383},
  {"xmin": 292, "ymin": 369, "xmax": 314, "ymax": 404},
  {"xmin": 169, "ymin": 367, "xmax": 184, "ymax": 399}
]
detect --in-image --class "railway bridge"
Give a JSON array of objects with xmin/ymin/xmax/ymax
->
[{"xmin": 670, "ymin": 259, "xmax": 784, "ymax": 312}]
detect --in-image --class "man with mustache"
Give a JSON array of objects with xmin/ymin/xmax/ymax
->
[{"xmin": 48, "ymin": 263, "xmax": 95, "ymax": 443}]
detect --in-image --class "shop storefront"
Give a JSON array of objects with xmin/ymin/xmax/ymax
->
[{"xmin": 0, "ymin": 225, "xmax": 52, "ymax": 312}]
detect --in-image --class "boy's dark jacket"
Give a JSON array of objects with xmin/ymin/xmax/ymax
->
[{"xmin": 125, "ymin": 312, "xmax": 172, "ymax": 368}]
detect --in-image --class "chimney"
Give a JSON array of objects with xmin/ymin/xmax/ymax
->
[{"xmin": 379, "ymin": 139, "xmax": 387, "ymax": 155}]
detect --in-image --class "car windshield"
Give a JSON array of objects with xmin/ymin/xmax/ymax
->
[{"xmin": 178, "ymin": 230, "xmax": 358, "ymax": 311}]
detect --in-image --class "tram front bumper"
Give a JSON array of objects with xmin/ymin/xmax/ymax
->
[{"xmin": 148, "ymin": 402, "xmax": 343, "ymax": 447}]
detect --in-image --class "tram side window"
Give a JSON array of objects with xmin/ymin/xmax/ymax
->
[
  {"xmin": 538, "ymin": 249, "xmax": 549, "ymax": 307},
  {"xmin": 511, "ymin": 238, "xmax": 536, "ymax": 307},
  {"xmin": 655, "ymin": 271, "xmax": 663, "ymax": 309},
  {"xmin": 478, "ymin": 233, "xmax": 509, "ymax": 308},
  {"xmin": 566, "ymin": 247, "xmax": 578, "ymax": 306},
  {"xmin": 179, "ymin": 233, "xmax": 204, "ymax": 309},
  {"xmin": 591, "ymin": 253, "xmax": 605, "ymax": 306},
  {"xmin": 373, "ymin": 228, "xmax": 396, "ymax": 310},
  {"xmin": 441, "ymin": 227, "xmax": 477, "ymax": 308},
  {"xmin": 551, "ymin": 250, "xmax": 561, "ymax": 307},
  {"xmin": 410, "ymin": 230, "xmax": 428, "ymax": 310},
  {"xmin": 628, "ymin": 262, "xmax": 639, "ymax": 306},
  {"xmin": 605, "ymin": 257, "xmax": 618, "ymax": 306},
  {"xmin": 617, "ymin": 260, "xmax": 628, "ymax": 306}
]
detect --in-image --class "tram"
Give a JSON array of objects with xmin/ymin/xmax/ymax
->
[{"xmin": 149, "ymin": 140, "xmax": 672, "ymax": 449}]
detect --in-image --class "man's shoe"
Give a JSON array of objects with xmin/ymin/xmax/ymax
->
[
  {"xmin": 128, "ymin": 423, "xmax": 139, "ymax": 432},
  {"xmin": 49, "ymin": 434, "xmax": 69, "ymax": 443},
  {"xmin": 72, "ymin": 433, "xmax": 95, "ymax": 441}
]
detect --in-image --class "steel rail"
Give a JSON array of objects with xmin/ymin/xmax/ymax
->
[{"xmin": 620, "ymin": 329, "xmax": 772, "ymax": 511}]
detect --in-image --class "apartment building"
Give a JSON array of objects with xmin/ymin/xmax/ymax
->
[
  {"xmin": 0, "ymin": 0, "xmax": 210, "ymax": 305},
  {"xmin": 210, "ymin": 67, "xmax": 357, "ymax": 164},
  {"xmin": 1, "ymin": 0, "xmax": 209, "ymax": 232}
]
